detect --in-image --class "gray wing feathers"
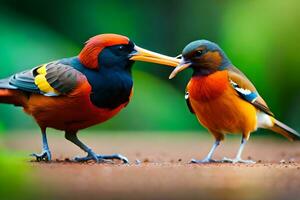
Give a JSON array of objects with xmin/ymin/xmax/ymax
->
[
  {"xmin": 0, "ymin": 61, "xmax": 81, "ymax": 96},
  {"xmin": 9, "ymin": 69, "xmax": 40, "ymax": 92},
  {"xmin": 45, "ymin": 63, "xmax": 78, "ymax": 94}
]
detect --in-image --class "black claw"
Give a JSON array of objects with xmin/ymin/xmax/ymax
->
[{"xmin": 30, "ymin": 151, "xmax": 51, "ymax": 162}]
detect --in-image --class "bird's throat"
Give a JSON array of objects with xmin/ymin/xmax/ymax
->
[{"xmin": 89, "ymin": 69, "xmax": 133, "ymax": 110}]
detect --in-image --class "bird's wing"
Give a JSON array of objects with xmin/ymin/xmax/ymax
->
[
  {"xmin": 185, "ymin": 91, "xmax": 195, "ymax": 114},
  {"xmin": 8, "ymin": 61, "xmax": 89, "ymax": 97},
  {"xmin": 227, "ymin": 66, "xmax": 274, "ymax": 116},
  {"xmin": 8, "ymin": 69, "xmax": 40, "ymax": 92}
]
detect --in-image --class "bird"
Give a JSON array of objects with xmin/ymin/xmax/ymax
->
[
  {"xmin": 0, "ymin": 33, "xmax": 179, "ymax": 163},
  {"xmin": 169, "ymin": 39, "xmax": 300, "ymax": 163}
]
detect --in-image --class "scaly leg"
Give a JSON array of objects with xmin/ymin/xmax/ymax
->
[
  {"xmin": 191, "ymin": 140, "xmax": 220, "ymax": 163},
  {"xmin": 65, "ymin": 131, "xmax": 129, "ymax": 164},
  {"xmin": 222, "ymin": 137, "xmax": 255, "ymax": 164},
  {"xmin": 31, "ymin": 129, "xmax": 52, "ymax": 161}
]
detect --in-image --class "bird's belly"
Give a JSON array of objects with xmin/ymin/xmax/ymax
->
[
  {"xmin": 188, "ymin": 73, "xmax": 257, "ymax": 134},
  {"xmin": 25, "ymin": 94, "xmax": 127, "ymax": 131}
]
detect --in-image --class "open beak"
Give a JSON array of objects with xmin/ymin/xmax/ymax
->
[
  {"xmin": 168, "ymin": 60, "xmax": 192, "ymax": 79},
  {"xmin": 130, "ymin": 46, "xmax": 180, "ymax": 67}
]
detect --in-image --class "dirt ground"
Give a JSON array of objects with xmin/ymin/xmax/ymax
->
[{"xmin": 3, "ymin": 132, "xmax": 300, "ymax": 200}]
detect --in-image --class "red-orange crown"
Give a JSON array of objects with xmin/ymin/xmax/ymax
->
[{"xmin": 79, "ymin": 34, "xmax": 130, "ymax": 70}]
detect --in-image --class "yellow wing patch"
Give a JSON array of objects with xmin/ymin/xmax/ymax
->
[{"xmin": 34, "ymin": 64, "xmax": 60, "ymax": 95}]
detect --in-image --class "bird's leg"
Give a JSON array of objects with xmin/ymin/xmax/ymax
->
[
  {"xmin": 191, "ymin": 140, "xmax": 220, "ymax": 163},
  {"xmin": 31, "ymin": 129, "xmax": 52, "ymax": 161},
  {"xmin": 222, "ymin": 137, "xmax": 255, "ymax": 164},
  {"xmin": 64, "ymin": 131, "xmax": 129, "ymax": 164}
]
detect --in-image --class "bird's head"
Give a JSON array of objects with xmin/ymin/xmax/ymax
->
[
  {"xmin": 78, "ymin": 34, "xmax": 179, "ymax": 71},
  {"xmin": 169, "ymin": 40, "xmax": 232, "ymax": 79}
]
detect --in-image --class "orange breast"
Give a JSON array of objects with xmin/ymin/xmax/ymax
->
[
  {"xmin": 24, "ymin": 83, "xmax": 132, "ymax": 131},
  {"xmin": 187, "ymin": 70, "xmax": 257, "ymax": 134},
  {"xmin": 25, "ymin": 94, "xmax": 127, "ymax": 131}
]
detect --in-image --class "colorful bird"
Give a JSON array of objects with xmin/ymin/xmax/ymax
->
[
  {"xmin": 169, "ymin": 40, "xmax": 300, "ymax": 163},
  {"xmin": 0, "ymin": 34, "xmax": 179, "ymax": 163}
]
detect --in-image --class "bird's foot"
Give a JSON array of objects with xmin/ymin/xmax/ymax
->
[
  {"xmin": 190, "ymin": 158, "xmax": 218, "ymax": 164},
  {"xmin": 30, "ymin": 149, "xmax": 52, "ymax": 162},
  {"xmin": 222, "ymin": 157, "xmax": 256, "ymax": 164},
  {"xmin": 74, "ymin": 152, "xmax": 129, "ymax": 164}
]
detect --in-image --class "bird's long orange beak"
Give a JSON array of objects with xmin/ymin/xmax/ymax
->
[
  {"xmin": 168, "ymin": 60, "xmax": 192, "ymax": 79},
  {"xmin": 130, "ymin": 46, "xmax": 180, "ymax": 67}
]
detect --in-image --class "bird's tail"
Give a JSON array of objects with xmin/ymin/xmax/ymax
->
[
  {"xmin": 0, "ymin": 78, "xmax": 26, "ymax": 106},
  {"xmin": 0, "ymin": 78, "xmax": 14, "ymax": 89},
  {"xmin": 269, "ymin": 117, "xmax": 300, "ymax": 141}
]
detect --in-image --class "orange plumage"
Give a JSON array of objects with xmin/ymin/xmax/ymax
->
[
  {"xmin": 187, "ymin": 70, "xmax": 257, "ymax": 141},
  {"xmin": 169, "ymin": 39, "xmax": 299, "ymax": 163},
  {"xmin": 24, "ymin": 82, "xmax": 130, "ymax": 132}
]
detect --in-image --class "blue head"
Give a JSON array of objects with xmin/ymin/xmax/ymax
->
[{"xmin": 169, "ymin": 40, "xmax": 232, "ymax": 78}]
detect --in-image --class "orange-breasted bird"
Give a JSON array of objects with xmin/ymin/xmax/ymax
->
[
  {"xmin": 0, "ymin": 33, "xmax": 178, "ymax": 163},
  {"xmin": 169, "ymin": 40, "xmax": 299, "ymax": 163}
]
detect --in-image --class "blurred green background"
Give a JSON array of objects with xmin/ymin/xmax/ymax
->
[
  {"xmin": 0, "ymin": 0, "xmax": 299, "ymax": 133},
  {"xmin": 0, "ymin": 1, "xmax": 299, "ymax": 199}
]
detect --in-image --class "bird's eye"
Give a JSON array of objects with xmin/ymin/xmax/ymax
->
[
  {"xmin": 194, "ymin": 50, "xmax": 203, "ymax": 57},
  {"xmin": 118, "ymin": 45, "xmax": 125, "ymax": 51}
]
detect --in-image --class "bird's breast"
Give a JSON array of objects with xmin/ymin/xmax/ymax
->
[
  {"xmin": 26, "ymin": 92, "xmax": 130, "ymax": 131},
  {"xmin": 187, "ymin": 70, "xmax": 257, "ymax": 133},
  {"xmin": 188, "ymin": 70, "xmax": 229, "ymax": 102}
]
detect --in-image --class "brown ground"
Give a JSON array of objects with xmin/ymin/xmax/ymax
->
[{"xmin": 3, "ymin": 131, "xmax": 300, "ymax": 200}]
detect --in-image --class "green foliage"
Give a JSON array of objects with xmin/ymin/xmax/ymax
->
[
  {"xmin": 0, "ymin": 122, "xmax": 5, "ymax": 133},
  {"xmin": 0, "ymin": 150, "xmax": 39, "ymax": 200}
]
